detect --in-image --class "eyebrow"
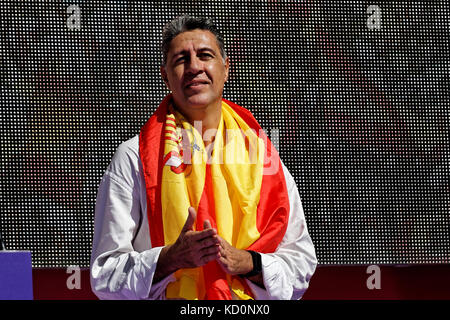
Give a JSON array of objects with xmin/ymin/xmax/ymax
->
[{"xmin": 171, "ymin": 47, "xmax": 217, "ymax": 60}]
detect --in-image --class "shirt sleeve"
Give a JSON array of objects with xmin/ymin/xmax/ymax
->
[
  {"xmin": 90, "ymin": 140, "xmax": 175, "ymax": 300},
  {"xmin": 90, "ymin": 138, "xmax": 317, "ymax": 300},
  {"xmin": 245, "ymin": 163, "xmax": 318, "ymax": 300}
]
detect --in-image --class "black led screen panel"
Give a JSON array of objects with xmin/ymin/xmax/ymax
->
[{"xmin": 1, "ymin": 1, "xmax": 449, "ymax": 267}]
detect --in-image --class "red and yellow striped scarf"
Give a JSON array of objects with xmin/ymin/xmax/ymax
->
[{"xmin": 139, "ymin": 94, "xmax": 289, "ymax": 300}]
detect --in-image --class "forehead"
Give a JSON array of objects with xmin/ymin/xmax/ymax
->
[{"xmin": 168, "ymin": 29, "xmax": 220, "ymax": 55}]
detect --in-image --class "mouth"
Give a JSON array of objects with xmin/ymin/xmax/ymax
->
[{"xmin": 184, "ymin": 79, "xmax": 210, "ymax": 89}]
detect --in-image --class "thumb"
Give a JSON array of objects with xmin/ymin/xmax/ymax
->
[
  {"xmin": 181, "ymin": 207, "xmax": 196, "ymax": 233},
  {"xmin": 203, "ymin": 219, "xmax": 212, "ymax": 230}
]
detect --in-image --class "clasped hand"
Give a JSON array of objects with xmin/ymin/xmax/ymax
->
[{"xmin": 154, "ymin": 207, "xmax": 253, "ymax": 282}]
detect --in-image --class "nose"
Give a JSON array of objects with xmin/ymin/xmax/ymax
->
[{"xmin": 186, "ymin": 54, "xmax": 203, "ymax": 75}]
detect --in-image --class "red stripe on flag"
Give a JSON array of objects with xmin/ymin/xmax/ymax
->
[
  {"xmin": 196, "ymin": 164, "xmax": 232, "ymax": 300},
  {"xmin": 165, "ymin": 122, "xmax": 177, "ymax": 130}
]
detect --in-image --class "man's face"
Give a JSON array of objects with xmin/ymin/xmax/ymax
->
[{"xmin": 161, "ymin": 29, "xmax": 229, "ymax": 114}]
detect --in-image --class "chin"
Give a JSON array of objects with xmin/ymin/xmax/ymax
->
[{"xmin": 184, "ymin": 96, "xmax": 220, "ymax": 110}]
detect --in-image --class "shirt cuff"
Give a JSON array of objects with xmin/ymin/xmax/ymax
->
[
  {"xmin": 141, "ymin": 246, "xmax": 176, "ymax": 300},
  {"xmin": 245, "ymin": 253, "xmax": 293, "ymax": 300}
]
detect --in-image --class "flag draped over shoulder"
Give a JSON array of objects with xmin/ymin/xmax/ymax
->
[{"xmin": 139, "ymin": 94, "xmax": 290, "ymax": 300}]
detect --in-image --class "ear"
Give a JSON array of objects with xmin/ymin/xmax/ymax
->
[
  {"xmin": 224, "ymin": 57, "xmax": 230, "ymax": 83},
  {"xmin": 160, "ymin": 65, "xmax": 170, "ymax": 90}
]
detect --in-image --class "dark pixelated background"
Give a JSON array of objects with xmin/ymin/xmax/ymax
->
[{"xmin": 1, "ymin": 1, "xmax": 448, "ymax": 267}]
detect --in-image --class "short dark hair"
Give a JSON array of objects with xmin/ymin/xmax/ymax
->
[{"xmin": 161, "ymin": 15, "xmax": 227, "ymax": 66}]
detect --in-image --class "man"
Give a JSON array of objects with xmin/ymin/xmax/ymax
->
[{"xmin": 90, "ymin": 15, "xmax": 317, "ymax": 300}]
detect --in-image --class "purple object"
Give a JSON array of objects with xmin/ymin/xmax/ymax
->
[{"xmin": 0, "ymin": 251, "xmax": 33, "ymax": 300}]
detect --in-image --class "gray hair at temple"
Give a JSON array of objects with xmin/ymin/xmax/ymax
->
[{"xmin": 161, "ymin": 15, "xmax": 227, "ymax": 66}]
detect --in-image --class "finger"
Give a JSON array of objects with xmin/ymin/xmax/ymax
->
[
  {"xmin": 218, "ymin": 243, "xmax": 227, "ymax": 257},
  {"xmin": 200, "ymin": 243, "xmax": 220, "ymax": 258},
  {"xmin": 181, "ymin": 207, "xmax": 196, "ymax": 233},
  {"xmin": 199, "ymin": 252, "xmax": 219, "ymax": 266},
  {"xmin": 203, "ymin": 219, "xmax": 212, "ymax": 230},
  {"xmin": 198, "ymin": 236, "xmax": 221, "ymax": 250},
  {"xmin": 216, "ymin": 235, "xmax": 229, "ymax": 249},
  {"xmin": 190, "ymin": 228, "xmax": 218, "ymax": 242}
]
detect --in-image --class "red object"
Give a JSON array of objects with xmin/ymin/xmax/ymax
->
[
  {"xmin": 32, "ymin": 265, "xmax": 450, "ymax": 300},
  {"xmin": 139, "ymin": 95, "xmax": 290, "ymax": 299}
]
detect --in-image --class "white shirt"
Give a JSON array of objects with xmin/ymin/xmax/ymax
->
[{"xmin": 90, "ymin": 134, "xmax": 317, "ymax": 300}]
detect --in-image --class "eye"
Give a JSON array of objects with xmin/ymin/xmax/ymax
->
[
  {"xmin": 199, "ymin": 52, "xmax": 214, "ymax": 60},
  {"xmin": 172, "ymin": 54, "xmax": 188, "ymax": 65},
  {"xmin": 175, "ymin": 56, "xmax": 186, "ymax": 64}
]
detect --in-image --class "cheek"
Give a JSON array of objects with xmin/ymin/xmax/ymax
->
[
  {"xmin": 209, "ymin": 65, "xmax": 227, "ymax": 84},
  {"xmin": 167, "ymin": 67, "xmax": 184, "ymax": 86}
]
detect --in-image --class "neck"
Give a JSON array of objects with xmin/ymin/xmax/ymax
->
[{"xmin": 173, "ymin": 100, "xmax": 222, "ymax": 146}]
